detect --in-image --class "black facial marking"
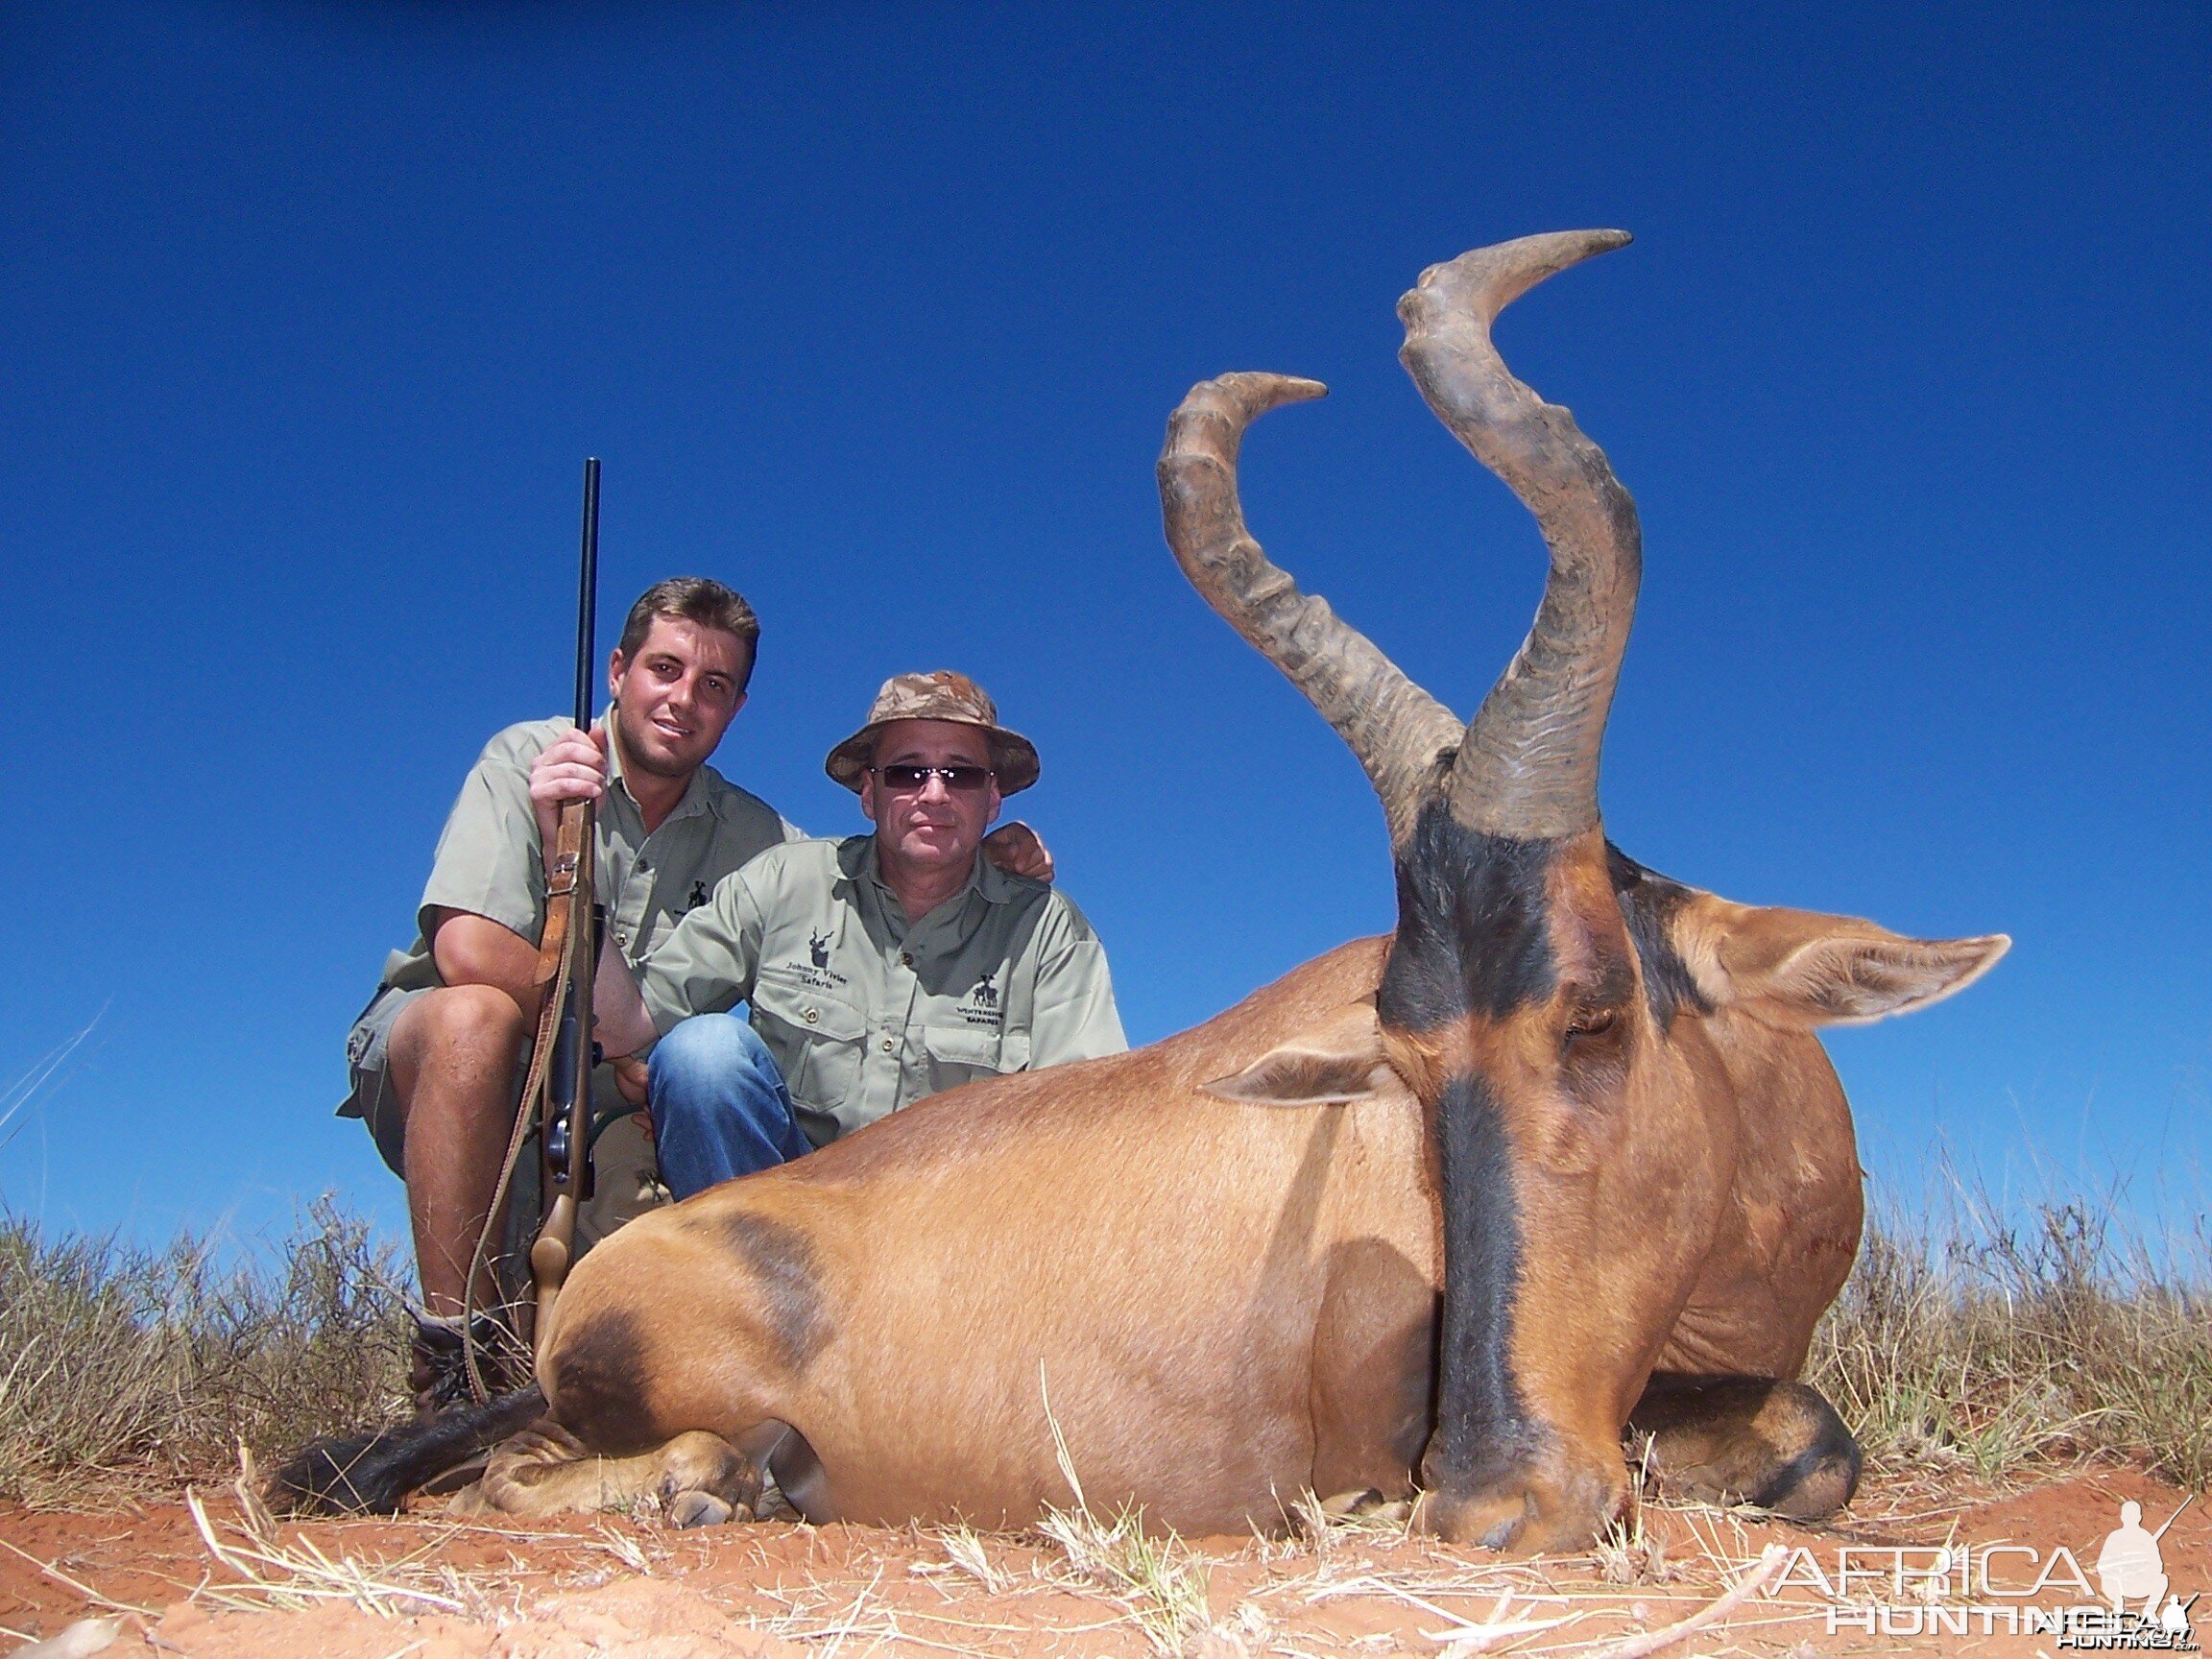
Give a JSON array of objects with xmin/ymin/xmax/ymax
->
[
  {"xmin": 550, "ymin": 1308, "xmax": 660, "ymax": 1455},
  {"xmin": 1379, "ymin": 801, "xmax": 1562, "ymax": 1028},
  {"xmin": 1606, "ymin": 844, "xmax": 1712, "ymax": 1031},
  {"xmin": 1417, "ymin": 1070, "xmax": 1546, "ymax": 1498},
  {"xmin": 721, "ymin": 1212, "xmax": 830, "ymax": 1368}
]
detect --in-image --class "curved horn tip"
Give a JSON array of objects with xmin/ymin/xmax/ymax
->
[
  {"xmin": 1162, "ymin": 373, "xmax": 1327, "ymax": 460},
  {"xmin": 1182, "ymin": 372, "xmax": 1328, "ymax": 421},
  {"xmin": 1400, "ymin": 228, "xmax": 1634, "ymax": 327}
]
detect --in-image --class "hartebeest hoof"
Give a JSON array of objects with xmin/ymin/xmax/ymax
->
[
  {"xmin": 668, "ymin": 1490, "xmax": 737, "ymax": 1528},
  {"xmin": 1628, "ymin": 1376, "xmax": 1863, "ymax": 1521},
  {"xmin": 1411, "ymin": 1455, "xmax": 1627, "ymax": 1554},
  {"xmin": 455, "ymin": 1424, "xmax": 767, "ymax": 1524}
]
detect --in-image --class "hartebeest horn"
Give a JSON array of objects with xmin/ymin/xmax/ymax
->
[
  {"xmin": 1160, "ymin": 372, "xmax": 1465, "ymax": 848},
  {"xmin": 1399, "ymin": 229, "xmax": 1641, "ymax": 841}
]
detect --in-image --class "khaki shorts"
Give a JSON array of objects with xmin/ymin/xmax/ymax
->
[
  {"xmin": 339, "ymin": 984, "xmax": 667, "ymax": 1251},
  {"xmin": 340, "ymin": 984, "xmax": 429, "ymax": 1176}
]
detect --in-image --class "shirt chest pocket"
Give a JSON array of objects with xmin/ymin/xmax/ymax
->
[
  {"xmin": 749, "ymin": 982, "xmax": 868, "ymax": 1114},
  {"xmin": 920, "ymin": 1022, "xmax": 1029, "ymax": 1095}
]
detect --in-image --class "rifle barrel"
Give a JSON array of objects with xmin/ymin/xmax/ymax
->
[{"xmin": 575, "ymin": 457, "xmax": 601, "ymax": 730}]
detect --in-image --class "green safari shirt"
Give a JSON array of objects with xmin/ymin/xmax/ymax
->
[
  {"xmin": 640, "ymin": 835, "xmax": 1126, "ymax": 1146},
  {"xmin": 376, "ymin": 715, "xmax": 798, "ymax": 992}
]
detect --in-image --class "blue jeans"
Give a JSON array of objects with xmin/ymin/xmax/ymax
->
[{"xmin": 648, "ymin": 1014, "xmax": 814, "ymax": 1199}]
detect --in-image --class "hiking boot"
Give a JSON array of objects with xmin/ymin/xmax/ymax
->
[{"xmin": 408, "ymin": 1309, "xmax": 528, "ymax": 1419}]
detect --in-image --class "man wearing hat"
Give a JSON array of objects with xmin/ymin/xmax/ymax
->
[
  {"xmin": 346, "ymin": 585, "xmax": 1054, "ymax": 1408},
  {"xmin": 595, "ymin": 670, "xmax": 1126, "ymax": 1197}
]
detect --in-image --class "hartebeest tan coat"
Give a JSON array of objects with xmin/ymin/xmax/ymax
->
[{"xmin": 281, "ymin": 230, "xmax": 2006, "ymax": 1552}]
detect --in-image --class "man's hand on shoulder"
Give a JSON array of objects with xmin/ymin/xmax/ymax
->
[
  {"xmin": 529, "ymin": 724, "xmax": 612, "ymax": 873},
  {"xmin": 983, "ymin": 821, "xmax": 1054, "ymax": 883}
]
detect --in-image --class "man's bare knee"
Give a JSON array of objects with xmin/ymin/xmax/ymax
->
[
  {"xmin": 397, "ymin": 991, "xmax": 522, "ymax": 1118},
  {"xmin": 397, "ymin": 985, "xmax": 525, "ymax": 1067},
  {"xmin": 423, "ymin": 983, "xmax": 527, "ymax": 1044}
]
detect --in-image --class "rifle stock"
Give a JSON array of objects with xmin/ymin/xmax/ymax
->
[{"xmin": 527, "ymin": 793, "xmax": 595, "ymax": 1349}]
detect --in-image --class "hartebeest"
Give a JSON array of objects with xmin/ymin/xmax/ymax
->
[{"xmin": 280, "ymin": 230, "xmax": 2007, "ymax": 1551}]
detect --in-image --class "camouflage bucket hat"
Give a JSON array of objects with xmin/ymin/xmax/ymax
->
[{"xmin": 825, "ymin": 670, "xmax": 1042, "ymax": 795}]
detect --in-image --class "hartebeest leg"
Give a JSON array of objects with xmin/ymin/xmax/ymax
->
[
  {"xmin": 1625, "ymin": 1374, "xmax": 1862, "ymax": 1522},
  {"xmin": 1306, "ymin": 1238, "xmax": 1436, "ymax": 1508},
  {"xmin": 450, "ymin": 1419, "xmax": 764, "ymax": 1527}
]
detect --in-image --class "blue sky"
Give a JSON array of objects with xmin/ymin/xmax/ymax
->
[{"xmin": 2, "ymin": 1, "xmax": 2205, "ymax": 1251}]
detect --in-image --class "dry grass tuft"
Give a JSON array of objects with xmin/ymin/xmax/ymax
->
[
  {"xmin": 1037, "ymin": 1503, "xmax": 1214, "ymax": 1655},
  {"xmin": 1034, "ymin": 1365, "xmax": 1214, "ymax": 1655},
  {"xmin": 173, "ymin": 1448, "xmax": 534, "ymax": 1620},
  {"xmin": 0, "ymin": 1199, "xmax": 412, "ymax": 1504},
  {"xmin": 927, "ymin": 1520, "xmax": 1015, "ymax": 1594},
  {"xmin": 1809, "ymin": 1189, "xmax": 2212, "ymax": 1491},
  {"xmin": 1594, "ymin": 1452, "xmax": 1674, "ymax": 1587}
]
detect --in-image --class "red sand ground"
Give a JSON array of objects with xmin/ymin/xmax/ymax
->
[{"xmin": 0, "ymin": 1465, "xmax": 2202, "ymax": 1657}]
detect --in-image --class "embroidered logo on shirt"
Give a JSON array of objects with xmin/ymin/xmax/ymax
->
[
  {"xmin": 956, "ymin": 971, "xmax": 1005, "ymax": 1027},
  {"xmin": 774, "ymin": 927, "xmax": 850, "ymax": 993},
  {"xmin": 778, "ymin": 961, "xmax": 849, "ymax": 993},
  {"xmin": 686, "ymin": 880, "xmax": 710, "ymax": 910}
]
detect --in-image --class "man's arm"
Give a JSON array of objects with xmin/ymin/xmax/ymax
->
[{"xmin": 593, "ymin": 930, "xmax": 659, "ymax": 1059}]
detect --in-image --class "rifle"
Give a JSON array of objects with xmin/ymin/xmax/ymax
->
[
  {"xmin": 526, "ymin": 456, "xmax": 604, "ymax": 1359},
  {"xmin": 463, "ymin": 459, "xmax": 605, "ymax": 1398}
]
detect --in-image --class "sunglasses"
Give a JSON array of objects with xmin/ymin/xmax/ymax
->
[{"xmin": 871, "ymin": 763, "xmax": 995, "ymax": 793}]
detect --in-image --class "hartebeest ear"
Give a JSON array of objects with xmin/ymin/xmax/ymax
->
[
  {"xmin": 1201, "ymin": 1001, "xmax": 1394, "ymax": 1106},
  {"xmin": 1675, "ymin": 896, "xmax": 2009, "ymax": 1028}
]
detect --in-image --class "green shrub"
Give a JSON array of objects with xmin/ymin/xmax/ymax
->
[{"xmin": 1810, "ymin": 1194, "xmax": 2212, "ymax": 1491}]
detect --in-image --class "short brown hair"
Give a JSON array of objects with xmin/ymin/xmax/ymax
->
[{"xmin": 615, "ymin": 577, "xmax": 761, "ymax": 687}]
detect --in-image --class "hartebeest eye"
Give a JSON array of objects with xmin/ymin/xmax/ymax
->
[
  {"xmin": 1557, "ymin": 1000, "xmax": 1632, "ymax": 1098},
  {"xmin": 1561, "ymin": 1005, "xmax": 1621, "ymax": 1046}
]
